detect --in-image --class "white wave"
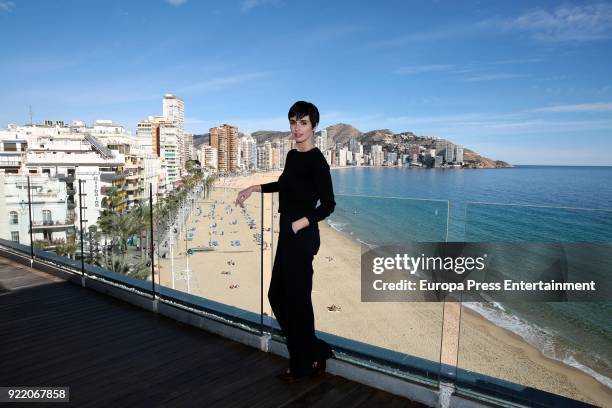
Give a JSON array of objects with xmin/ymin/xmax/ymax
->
[
  {"xmin": 327, "ymin": 219, "xmax": 348, "ymax": 230},
  {"xmin": 356, "ymin": 238, "xmax": 376, "ymax": 249},
  {"xmin": 563, "ymin": 355, "xmax": 612, "ymax": 389},
  {"xmin": 464, "ymin": 303, "xmax": 612, "ymax": 389}
]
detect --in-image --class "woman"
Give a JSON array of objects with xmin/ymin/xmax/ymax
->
[{"xmin": 234, "ymin": 101, "xmax": 335, "ymax": 382}]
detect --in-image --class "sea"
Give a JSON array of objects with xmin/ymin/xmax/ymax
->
[{"xmin": 327, "ymin": 165, "xmax": 612, "ymax": 389}]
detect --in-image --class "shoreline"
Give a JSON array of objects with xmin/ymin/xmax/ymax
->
[{"xmin": 158, "ymin": 171, "xmax": 610, "ymax": 406}]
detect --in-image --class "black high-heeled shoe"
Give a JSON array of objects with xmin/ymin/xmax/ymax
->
[
  {"xmin": 311, "ymin": 359, "xmax": 326, "ymax": 377},
  {"xmin": 277, "ymin": 368, "xmax": 305, "ymax": 383}
]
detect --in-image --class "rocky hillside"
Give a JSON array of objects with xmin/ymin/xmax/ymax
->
[
  {"xmin": 251, "ymin": 130, "xmax": 290, "ymax": 144},
  {"xmin": 462, "ymin": 149, "xmax": 511, "ymax": 168}
]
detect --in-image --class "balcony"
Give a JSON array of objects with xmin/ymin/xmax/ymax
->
[
  {"xmin": 31, "ymin": 219, "xmax": 75, "ymax": 230},
  {"xmin": 0, "ymin": 255, "xmax": 423, "ymax": 407},
  {"xmin": 57, "ymin": 174, "xmax": 75, "ymax": 183},
  {"xmin": 100, "ymin": 171, "xmax": 128, "ymax": 183}
]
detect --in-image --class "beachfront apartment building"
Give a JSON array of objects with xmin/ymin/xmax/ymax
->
[
  {"xmin": 250, "ymin": 138, "xmax": 257, "ymax": 170},
  {"xmin": 455, "ymin": 145, "xmax": 464, "ymax": 164},
  {"xmin": 272, "ymin": 142, "xmax": 281, "ymax": 170},
  {"xmin": 239, "ymin": 134, "xmax": 256, "ymax": 171},
  {"xmin": 210, "ymin": 124, "xmax": 239, "ymax": 173},
  {"xmin": 445, "ymin": 142, "xmax": 455, "ymax": 163},
  {"xmin": 162, "ymin": 94, "xmax": 185, "ymax": 176},
  {"xmin": 336, "ymin": 148, "xmax": 348, "ymax": 167},
  {"xmin": 183, "ymin": 133, "xmax": 194, "ymax": 162},
  {"xmin": 353, "ymin": 152, "xmax": 363, "ymax": 166},
  {"xmin": 257, "ymin": 142, "xmax": 272, "ymax": 170},
  {"xmin": 159, "ymin": 121, "xmax": 180, "ymax": 191},
  {"xmin": 371, "ymin": 144, "xmax": 384, "ymax": 166},
  {"xmin": 199, "ymin": 145, "xmax": 218, "ymax": 171},
  {"xmin": 316, "ymin": 129, "xmax": 327, "ymax": 152},
  {"xmin": 279, "ymin": 138, "xmax": 292, "ymax": 168}
]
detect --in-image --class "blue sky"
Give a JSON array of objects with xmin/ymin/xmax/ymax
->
[{"xmin": 1, "ymin": 0, "xmax": 611, "ymax": 165}]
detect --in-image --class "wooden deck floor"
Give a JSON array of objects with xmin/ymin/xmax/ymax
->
[{"xmin": 0, "ymin": 256, "xmax": 427, "ymax": 407}]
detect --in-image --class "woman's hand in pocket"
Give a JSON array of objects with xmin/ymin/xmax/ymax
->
[{"xmin": 291, "ymin": 217, "xmax": 310, "ymax": 234}]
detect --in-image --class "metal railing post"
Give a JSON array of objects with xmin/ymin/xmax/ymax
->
[
  {"xmin": 78, "ymin": 179, "xmax": 85, "ymax": 276},
  {"xmin": 27, "ymin": 176, "xmax": 34, "ymax": 259},
  {"xmin": 150, "ymin": 184, "xmax": 156, "ymax": 298},
  {"xmin": 260, "ymin": 192, "xmax": 264, "ymax": 333}
]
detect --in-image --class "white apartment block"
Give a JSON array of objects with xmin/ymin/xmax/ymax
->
[
  {"xmin": 183, "ymin": 133, "xmax": 194, "ymax": 163},
  {"xmin": 316, "ymin": 129, "xmax": 327, "ymax": 152},
  {"xmin": 371, "ymin": 144, "xmax": 384, "ymax": 166},
  {"xmin": 455, "ymin": 145, "xmax": 464, "ymax": 164},
  {"xmin": 162, "ymin": 94, "xmax": 185, "ymax": 175},
  {"xmin": 239, "ymin": 134, "xmax": 256, "ymax": 171},
  {"xmin": 279, "ymin": 138, "xmax": 292, "ymax": 168},
  {"xmin": 337, "ymin": 148, "xmax": 348, "ymax": 167},
  {"xmin": 159, "ymin": 122, "xmax": 180, "ymax": 191},
  {"xmin": 199, "ymin": 145, "xmax": 218, "ymax": 171}
]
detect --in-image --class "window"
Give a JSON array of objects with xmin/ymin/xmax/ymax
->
[
  {"xmin": 4, "ymin": 142, "xmax": 17, "ymax": 152},
  {"xmin": 42, "ymin": 210, "xmax": 52, "ymax": 224},
  {"xmin": 11, "ymin": 232, "xmax": 19, "ymax": 242},
  {"xmin": 9, "ymin": 211, "xmax": 18, "ymax": 225}
]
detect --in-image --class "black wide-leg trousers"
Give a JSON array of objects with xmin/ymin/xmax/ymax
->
[{"xmin": 268, "ymin": 214, "xmax": 332, "ymax": 376}]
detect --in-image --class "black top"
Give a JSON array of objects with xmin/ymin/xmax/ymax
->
[{"xmin": 261, "ymin": 147, "xmax": 335, "ymax": 226}]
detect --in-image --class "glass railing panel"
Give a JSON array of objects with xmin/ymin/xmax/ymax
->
[
  {"xmin": 78, "ymin": 178, "xmax": 154, "ymax": 290},
  {"xmin": 262, "ymin": 191, "xmax": 278, "ymax": 327},
  {"xmin": 456, "ymin": 202, "xmax": 612, "ymax": 407},
  {"xmin": 21, "ymin": 174, "xmax": 80, "ymax": 273},
  {"xmin": 157, "ymin": 185, "xmax": 262, "ymax": 323},
  {"xmin": 2, "ymin": 175, "xmax": 36, "ymax": 259}
]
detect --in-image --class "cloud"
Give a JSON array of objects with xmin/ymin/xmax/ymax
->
[
  {"xmin": 533, "ymin": 102, "xmax": 612, "ymax": 113},
  {"xmin": 165, "ymin": 0, "xmax": 187, "ymax": 6},
  {"xmin": 0, "ymin": 1, "xmax": 15, "ymax": 12},
  {"xmin": 392, "ymin": 59, "xmax": 541, "ymax": 79},
  {"xmin": 462, "ymin": 73, "xmax": 527, "ymax": 82},
  {"xmin": 179, "ymin": 72, "xmax": 271, "ymax": 93},
  {"xmin": 241, "ymin": 0, "xmax": 280, "ymax": 13},
  {"xmin": 500, "ymin": 3, "xmax": 612, "ymax": 42}
]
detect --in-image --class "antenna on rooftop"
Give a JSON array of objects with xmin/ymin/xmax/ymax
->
[{"xmin": 29, "ymin": 105, "xmax": 33, "ymax": 125}]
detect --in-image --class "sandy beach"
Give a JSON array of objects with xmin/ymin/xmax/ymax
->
[{"xmin": 156, "ymin": 171, "xmax": 611, "ymax": 407}]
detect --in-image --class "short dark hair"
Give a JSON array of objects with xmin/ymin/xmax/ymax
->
[{"xmin": 288, "ymin": 101, "xmax": 319, "ymax": 128}]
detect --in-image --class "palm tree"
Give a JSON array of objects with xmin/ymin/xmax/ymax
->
[
  {"xmin": 101, "ymin": 186, "xmax": 122, "ymax": 212},
  {"xmin": 109, "ymin": 254, "xmax": 149, "ymax": 280}
]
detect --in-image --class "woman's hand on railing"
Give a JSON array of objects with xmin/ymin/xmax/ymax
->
[{"xmin": 234, "ymin": 185, "xmax": 261, "ymax": 207}]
